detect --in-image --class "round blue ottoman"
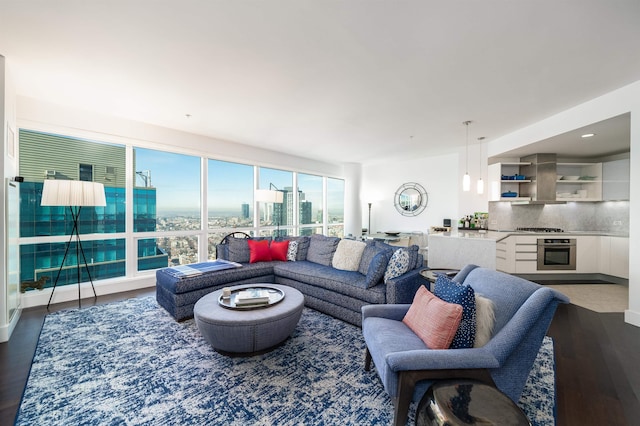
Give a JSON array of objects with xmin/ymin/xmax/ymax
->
[{"xmin": 194, "ymin": 284, "xmax": 304, "ymax": 355}]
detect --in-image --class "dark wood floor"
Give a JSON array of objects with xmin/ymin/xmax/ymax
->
[{"xmin": 1, "ymin": 289, "xmax": 639, "ymax": 425}]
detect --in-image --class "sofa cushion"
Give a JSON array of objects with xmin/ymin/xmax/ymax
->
[
  {"xmin": 332, "ymin": 239, "xmax": 366, "ymax": 271},
  {"xmin": 434, "ymin": 275, "xmax": 477, "ymax": 349},
  {"xmin": 270, "ymin": 240, "xmax": 289, "ymax": 261},
  {"xmin": 403, "ymin": 286, "xmax": 463, "ymax": 350},
  {"xmin": 307, "ymin": 235, "xmax": 340, "ymax": 266},
  {"xmin": 384, "ymin": 248, "xmax": 410, "ymax": 283},
  {"xmin": 286, "ymin": 240, "xmax": 299, "ymax": 261},
  {"xmin": 273, "ymin": 261, "xmax": 385, "ymax": 304},
  {"xmin": 282, "ymin": 236, "xmax": 310, "ymax": 261},
  {"xmin": 227, "ymin": 237, "xmax": 251, "ymax": 263},
  {"xmin": 365, "ymin": 251, "xmax": 390, "ymax": 288},
  {"xmin": 248, "ymin": 239, "xmax": 272, "ymax": 263}
]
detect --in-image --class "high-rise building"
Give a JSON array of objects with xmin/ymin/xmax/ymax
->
[
  {"xmin": 241, "ymin": 203, "xmax": 250, "ymax": 219},
  {"xmin": 18, "ymin": 130, "xmax": 168, "ymax": 288}
]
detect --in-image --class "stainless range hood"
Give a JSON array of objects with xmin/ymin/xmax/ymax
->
[{"xmin": 516, "ymin": 154, "xmax": 565, "ymax": 204}]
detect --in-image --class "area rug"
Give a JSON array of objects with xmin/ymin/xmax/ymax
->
[{"xmin": 16, "ymin": 297, "xmax": 555, "ymax": 425}]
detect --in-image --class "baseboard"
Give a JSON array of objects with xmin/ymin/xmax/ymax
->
[
  {"xmin": 624, "ymin": 309, "xmax": 640, "ymax": 328},
  {"xmin": 0, "ymin": 306, "xmax": 22, "ymax": 343}
]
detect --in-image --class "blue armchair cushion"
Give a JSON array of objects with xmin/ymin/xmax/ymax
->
[
  {"xmin": 384, "ymin": 248, "xmax": 410, "ymax": 283},
  {"xmin": 306, "ymin": 234, "xmax": 340, "ymax": 266},
  {"xmin": 434, "ymin": 275, "xmax": 477, "ymax": 349}
]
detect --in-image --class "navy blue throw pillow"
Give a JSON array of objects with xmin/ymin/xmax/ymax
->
[{"xmin": 433, "ymin": 275, "xmax": 476, "ymax": 349}]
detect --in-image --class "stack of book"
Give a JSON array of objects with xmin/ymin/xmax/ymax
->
[{"xmin": 235, "ymin": 289, "xmax": 270, "ymax": 306}]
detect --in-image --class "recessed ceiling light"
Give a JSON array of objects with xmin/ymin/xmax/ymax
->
[{"xmin": 581, "ymin": 133, "xmax": 595, "ymax": 138}]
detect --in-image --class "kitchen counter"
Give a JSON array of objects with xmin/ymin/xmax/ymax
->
[
  {"xmin": 428, "ymin": 230, "xmax": 629, "ymax": 274},
  {"xmin": 428, "ymin": 232, "xmax": 497, "ymax": 270}
]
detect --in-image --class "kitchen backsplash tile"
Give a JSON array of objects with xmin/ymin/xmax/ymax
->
[{"xmin": 488, "ymin": 201, "xmax": 629, "ymax": 234}]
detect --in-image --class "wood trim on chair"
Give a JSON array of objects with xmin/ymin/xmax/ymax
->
[{"xmin": 393, "ymin": 368, "xmax": 496, "ymax": 426}]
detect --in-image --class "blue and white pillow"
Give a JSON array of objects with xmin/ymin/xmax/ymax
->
[
  {"xmin": 433, "ymin": 275, "xmax": 476, "ymax": 349},
  {"xmin": 384, "ymin": 248, "xmax": 410, "ymax": 283},
  {"xmin": 286, "ymin": 240, "xmax": 299, "ymax": 261}
]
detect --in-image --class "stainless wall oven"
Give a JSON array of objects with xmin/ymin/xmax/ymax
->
[{"xmin": 537, "ymin": 238, "xmax": 577, "ymax": 271}]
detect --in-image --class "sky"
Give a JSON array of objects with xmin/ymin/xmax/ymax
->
[{"xmin": 135, "ymin": 149, "xmax": 343, "ymax": 215}]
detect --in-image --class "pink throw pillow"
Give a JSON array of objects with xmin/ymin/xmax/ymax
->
[
  {"xmin": 270, "ymin": 240, "xmax": 290, "ymax": 261},
  {"xmin": 403, "ymin": 286, "xmax": 463, "ymax": 349},
  {"xmin": 247, "ymin": 239, "xmax": 272, "ymax": 263}
]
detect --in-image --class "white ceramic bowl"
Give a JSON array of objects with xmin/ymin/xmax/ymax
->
[{"xmin": 561, "ymin": 175, "xmax": 580, "ymax": 180}]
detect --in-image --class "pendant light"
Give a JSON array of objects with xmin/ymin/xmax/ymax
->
[
  {"xmin": 477, "ymin": 136, "xmax": 485, "ymax": 194},
  {"xmin": 462, "ymin": 121, "xmax": 472, "ymax": 191}
]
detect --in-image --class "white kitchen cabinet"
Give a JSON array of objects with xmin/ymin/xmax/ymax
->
[
  {"xmin": 575, "ymin": 236, "xmax": 599, "ymax": 273},
  {"xmin": 495, "ymin": 237, "xmax": 514, "ymax": 273},
  {"xmin": 556, "ymin": 163, "xmax": 603, "ymax": 202},
  {"xmin": 600, "ymin": 236, "xmax": 629, "ymax": 278},
  {"xmin": 602, "ymin": 158, "xmax": 630, "ymax": 201},
  {"xmin": 514, "ymin": 235, "xmax": 538, "ymax": 273}
]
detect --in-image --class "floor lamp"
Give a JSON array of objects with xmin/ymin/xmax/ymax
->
[
  {"xmin": 256, "ymin": 185, "xmax": 284, "ymax": 237},
  {"xmin": 41, "ymin": 180, "xmax": 107, "ymax": 309}
]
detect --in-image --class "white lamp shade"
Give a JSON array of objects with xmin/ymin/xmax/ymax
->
[
  {"xmin": 41, "ymin": 180, "xmax": 107, "ymax": 207},
  {"xmin": 255, "ymin": 189, "xmax": 284, "ymax": 203},
  {"xmin": 462, "ymin": 173, "xmax": 471, "ymax": 192},
  {"xmin": 477, "ymin": 178, "xmax": 484, "ymax": 194}
]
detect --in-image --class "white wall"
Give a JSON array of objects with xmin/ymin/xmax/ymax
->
[
  {"xmin": 361, "ymin": 153, "xmax": 463, "ymax": 234},
  {"xmin": 1, "ymin": 55, "xmax": 20, "ymax": 342},
  {"xmin": 17, "ymin": 96, "xmax": 343, "ymax": 178},
  {"xmin": 487, "ymin": 79, "xmax": 640, "ymax": 328}
]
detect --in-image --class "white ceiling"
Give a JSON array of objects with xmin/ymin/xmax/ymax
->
[{"xmin": 1, "ymin": 0, "xmax": 639, "ymax": 165}]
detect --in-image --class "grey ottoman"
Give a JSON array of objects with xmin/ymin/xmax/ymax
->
[{"xmin": 194, "ymin": 284, "xmax": 304, "ymax": 355}]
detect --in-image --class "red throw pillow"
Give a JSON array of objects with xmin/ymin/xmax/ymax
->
[
  {"xmin": 247, "ymin": 239, "xmax": 272, "ymax": 263},
  {"xmin": 402, "ymin": 286, "xmax": 463, "ymax": 349},
  {"xmin": 270, "ymin": 240, "xmax": 289, "ymax": 261}
]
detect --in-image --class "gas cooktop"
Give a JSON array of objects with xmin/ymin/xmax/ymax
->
[{"xmin": 516, "ymin": 227, "xmax": 565, "ymax": 233}]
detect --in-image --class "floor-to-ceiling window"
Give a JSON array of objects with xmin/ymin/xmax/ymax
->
[
  {"xmin": 327, "ymin": 177, "xmax": 345, "ymax": 238},
  {"xmin": 18, "ymin": 128, "xmax": 345, "ymax": 292},
  {"xmin": 207, "ymin": 159, "xmax": 255, "ymax": 257},
  {"xmin": 258, "ymin": 167, "xmax": 293, "ymax": 238},
  {"xmin": 134, "ymin": 148, "xmax": 201, "ymax": 270},
  {"xmin": 18, "ymin": 130, "xmax": 129, "ymax": 287}
]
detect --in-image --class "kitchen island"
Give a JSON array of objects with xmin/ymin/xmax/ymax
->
[{"xmin": 427, "ymin": 231, "xmax": 500, "ymax": 270}]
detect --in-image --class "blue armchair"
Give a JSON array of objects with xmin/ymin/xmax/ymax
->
[{"xmin": 362, "ymin": 265, "xmax": 569, "ymax": 426}]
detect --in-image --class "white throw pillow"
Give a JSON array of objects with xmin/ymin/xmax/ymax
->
[
  {"xmin": 331, "ymin": 239, "xmax": 367, "ymax": 271},
  {"xmin": 474, "ymin": 294, "xmax": 496, "ymax": 347}
]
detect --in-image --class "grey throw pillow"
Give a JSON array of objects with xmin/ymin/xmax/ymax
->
[
  {"xmin": 227, "ymin": 237, "xmax": 251, "ymax": 263},
  {"xmin": 306, "ymin": 235, "xmax": 340, "ymax": 266}
]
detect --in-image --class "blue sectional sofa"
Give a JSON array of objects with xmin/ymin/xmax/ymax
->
[{"xmin": 156, "ymin": 234, "xmax": 425, "ymax": 326}]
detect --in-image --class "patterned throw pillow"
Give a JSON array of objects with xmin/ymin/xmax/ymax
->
[
  {"xmin": 433, "ymin": 275, "xmax": 477, "ymax": 349},
  {"xmin": 286, "ymin": 240, "xmax": 299, "ymax": 261},
  {"xmin": 384, "ymin": 248, "xmax": 410, "ymax": 283},
  {"xmin": 403, "ymin": 286, "xmax": 463, "ymax": 350}
]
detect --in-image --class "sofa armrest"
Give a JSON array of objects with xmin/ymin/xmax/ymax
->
[
  {"xmin": 386, "ymin": 347, "xmax": 500, "ymax": 372},
  {"xmin": 362, "ymin": 304, "xmax": 410, "ymax": 322},
  {"xmin": 385, "ymin": 268, "xmax": 426, "ymax": 304}
]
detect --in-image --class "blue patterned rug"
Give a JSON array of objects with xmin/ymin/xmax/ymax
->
[{"xmin": 16, "ymin": 297, "xmax": 555, "ymax": 425}]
